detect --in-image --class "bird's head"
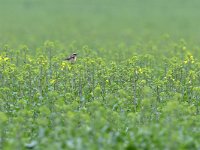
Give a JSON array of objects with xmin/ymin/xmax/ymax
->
[{"xmin": 73, "ymin": 53, "xmax": 77, "ymax": 56}]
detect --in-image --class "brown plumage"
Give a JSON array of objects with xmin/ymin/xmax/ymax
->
[{"xmin": 65, "ymin": 53, "xmax": 77, "ymax": 63}]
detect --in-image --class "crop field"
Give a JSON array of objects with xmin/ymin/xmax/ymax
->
[{"xmin": 0, "ymin": 0, "xmax": 200, "ymax": 150}]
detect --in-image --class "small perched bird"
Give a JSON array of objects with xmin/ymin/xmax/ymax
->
[{"xmin": 65, "ymin": 53, "xmax": 77, "ymax": 63}]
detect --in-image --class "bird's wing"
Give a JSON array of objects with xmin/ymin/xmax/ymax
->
[
  {"xmin": 65, "ymin": 55, "xmax": 74, "ymax": 60},
  {"xmin": 65, "ymin": 57, "xmax": 71, "ymax": 60}
]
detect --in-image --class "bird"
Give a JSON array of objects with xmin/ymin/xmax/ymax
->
[{"xmin": 65, "ymin": 53, "xmax": 77, "ymax": 63}]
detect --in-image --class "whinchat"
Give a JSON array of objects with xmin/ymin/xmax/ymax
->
[{"xmin": 65, "ymin": 53, "xmax": 77, "ymax": 63}]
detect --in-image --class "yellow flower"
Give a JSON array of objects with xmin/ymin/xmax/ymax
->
[
  {"xmin": 50, "ymin": 79, "xmax": 56, "ymax": 84},
  {"xmin": 138, "ymin": 68, "xmax": 143, "ymax": 73},
  {"xmin": 27, "ymin": 57, "xmax": 33, "ymax": 63},
  {"xmin": 37, "ymin": 56, "xmax": 47, "ymax": 65},
  {"xmin": 0, "ymin": 56, "xmax": 9, "ymax": 63},
  {"xmin": 182, "ymin": 46, "xmax": 186, "ymax": 50},
  {"xmin": 3, "ymin": 57, "xmax": 9, "ymax": 61},
  {"xmin": 61, "ymin": 61, "xmax": 67, "ymax": 70}
]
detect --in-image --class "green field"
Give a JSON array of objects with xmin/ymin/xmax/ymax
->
[{"xmin": 0, "ymin": 0, "xmax": 200, "ymax": 149}]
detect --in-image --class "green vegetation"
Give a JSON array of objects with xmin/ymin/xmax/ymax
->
[{"xmin": 0, "ymin": 0, "xmax": 200, "ymax": 149}]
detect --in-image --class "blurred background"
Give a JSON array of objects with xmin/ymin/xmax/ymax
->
[{"xmin": 0, "ymin": 0, "xmax": 200, "ymax": 48}]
